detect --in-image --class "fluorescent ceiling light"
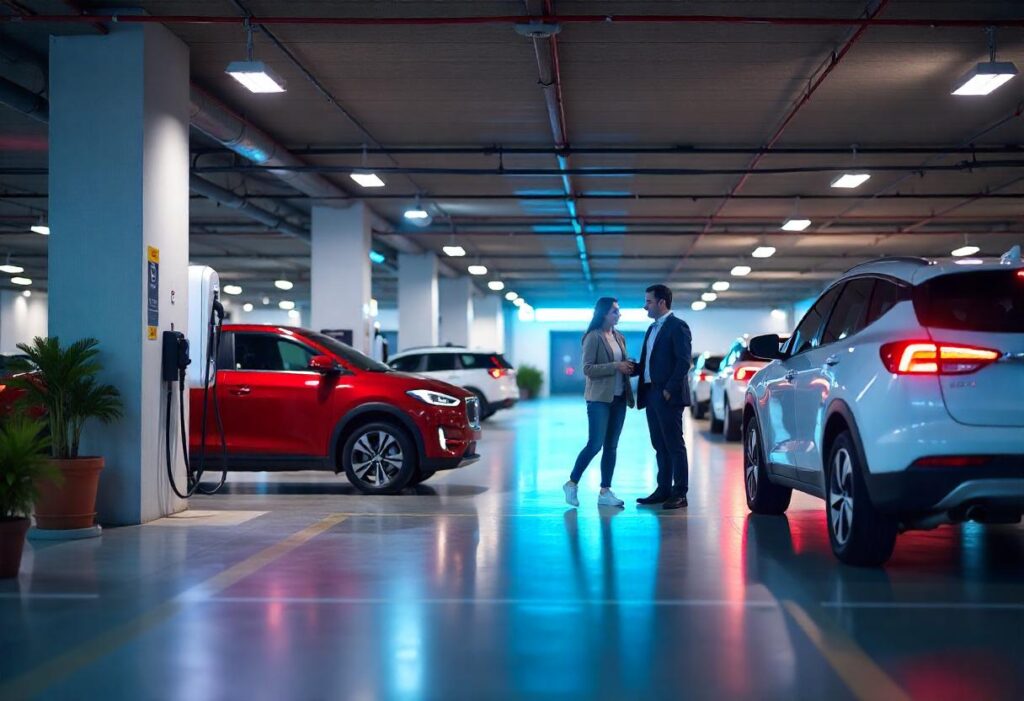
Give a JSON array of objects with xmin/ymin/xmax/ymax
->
[
  {"xmin": 222, "ymin": 284, "xmax": 243, "ymax": 295},
  {"xmin": 261, "ymin": 296, "xmax": 270, "ymax": 305},
  {"xmin": 951, "ymin": 245, "xmax": 980, "ymax": 257},
  {"xmin": 513, "ymin": 298, "xmax": 525, "ymax": 307},
  {"xmin": 31, "ymin": 225, "xmax": 49, "ymax": 236},
  {"xmin": 781, "ymin": 218, "xmax": 812, "ymax": 232},
  {"xmin": 243, "ymin": 303, "xmax": 254, "ymax": 312},
  {"xmin": 274, "ymin": 279, "xmax": 293, "ymax": 291},
  {"xmin": 225, "ymin": 60, "xmax": 286, "ymax": 93},
  {"xmin": 691, "ymin": 301, "xmax": 707, "ymax": 311},
  {"xmin": 830, "ymin": 173, "xmax": 871, "ymax": 189},
  {"xmin": 505, "ymin": 291, "xmax": 519, "ymax": 301},
  {"xmin": 731, "ymin": 265, "xmax": 751, "ymax": 276},
  {"xmin": 287, "ymin": 309, "xmax": 300, "ymax": 320},
  {"xmin": 952, "ymin": 61, "xmax": 1018, "ymax": 96},
  {"xmin": 487, "ymin": 281, "xmax": 505, "ymax": 291},
  {"xmin": 443, "ymin": 246, "xmax": 466, "ymax": 257},
  {"xmin": 10, "ymin": 277, "xmax": 31, "ymax": 286},
  {"xmin": 752, "ymin": 246, "xmax": 776, "ymax": 259},
  {"xmin": 468, "ymin": 265, "xmax": 488, "ymax": 275},
  {"xmin": 518, "ymin": 304, "xmax": 535, "ymax": 322},
  {"xmin": 404, "ymin": 208, "xmax": 430, "ymax": 220},
  {"xmin": 0, "ymin": 264, "xmax": 24, "ymax": 274},
  {"xmin": 278, "ymin": 300, "xmax": 295, "ymax": 310},
  {"xmin": 369, "ymin": 251, "xmax": 386, "ymax": 264},
  {"xmin": 771, "ymin": 308, "xmax": 786, "ymax": 319},
  {"xmin": 701, "ymin": 292, "xmax": 718, "ymax": 302},
  {"xmin": 350, "ymin": 172, "xmax": 385, "ymax": 188},
  {"xmin": 21, "ymin": 290, "xmax": 31, "ymax": 298},
  {"xmin": 711, "ymin": 281, "xmax": 730, "ymax": 292}
]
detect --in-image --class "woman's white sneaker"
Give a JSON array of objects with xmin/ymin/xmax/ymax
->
[
  {"xmin": 597, "ymin": 489, "xmax": 624, "ymax": 507},
  {"xmin": 563, "ymin": 481, "xmax": 579, "ymax": 507}
]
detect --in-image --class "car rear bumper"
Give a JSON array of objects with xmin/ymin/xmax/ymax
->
[{"xmin": 864, "ymin": 455, "xmax": 1024, "ymax": 517}]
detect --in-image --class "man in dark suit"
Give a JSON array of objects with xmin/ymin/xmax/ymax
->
[{"xmin": 633, "ymin": 284, "xmax": 693, "ymax": 509}]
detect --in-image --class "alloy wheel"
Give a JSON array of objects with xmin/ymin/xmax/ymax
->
[
  {"xmin": 350, "ymin": 430, "xmax": 405, "ymax": 487},
  {"xmin": 745, "ymin": 424, "xmax": 759, "ymax": 498},
  {"xmin": 829, "ymin": 448, "xmax": 855, "ymax": 547}
]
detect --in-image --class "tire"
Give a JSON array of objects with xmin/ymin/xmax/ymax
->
[
  {"xmin": 342, "ymin": 421, "xmax": 418, "ymax": 495},
  {"xmin": 693, "ymin": 399, "xmax": 706, "ymax": 419},
  {"xmin": 744, "ymin": 417, "xmax": 791, "ymax": 515},
  {"xmin": 723, "ymin": 398, "xmax": 742, "ymax": 441},
  {"xmin": 469, "ymin": 389, "xmax": 492, "ymax": 420},
  {"xmin": 709, "ymin": 400, "xmax": 724, "ymax": 433},
  {"xmin": 826, "ymin": 431, "xmax": 898, "ymax": 566}
]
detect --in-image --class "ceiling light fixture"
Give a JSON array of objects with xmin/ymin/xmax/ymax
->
[
  {"xmin": 0, "ymin": 255, "xmax": 23, "ymax": 274},
  {"xmin": 701, "ymin": 292, "xmax": 718, "ymax": 302},
  {"xmin": 781, "ymin": 218, "xmax": 811, "ymax": 232},
  {"xmin": 951, "ymin": 245, "xmax": 980, "ymax": 257},
  {"xmin": 278, "ymin": 300, "xmax": 295, "ymax": 310},
  {"xmin": 369, "ymin": 250, "xmax": 386, "ymax": 264},
  {"xmin": 505, "ymin": 291, "xmax": 519, "ymax": 301},
  {"xmin": 691, "ymin": 301, "xmax": 707, "ymax": 311},
  {"xmin": 830, "ymin": 173, "xmax": 871, "ymax": 189},
  {"xmin": 953, "ymin": 27, "xmax": 1018, "ymax": 96},
  {"xmin": 443, "ymin": 246, "xmax": 466, "ymax": 257},
  {"xmin": 468, "ymin": 265, "xmax": 488, "ymax": 276},
  {"xmin": 21, "ymin": 290, "xmax": 31, "ymax": 298},
  {"xmin": 243, "ymin": 302, "xmax": 254, "ymax": 312},
  {"xmin": 752, "ymin": 246, "xmax": 776, "ymax": 258},
  {"xmin": 403, "ymin": 194, "xmax": 432, "ymax": 226},
  {"xmin": 731, "ymin": 265, "xmax": 751, "ymax": 276},
  {"xmin": 226, "ymin": 19, "xmax": 285, "ymax": 93},
  {"xmin": 222, "ymin": 284, "xmax": 243, "ymax": 295},
  {"xmin": 31, "ymin": 224, "xmax": 49, "ymax": 236},
  {"xmin": 771, "ymin": 308, "xmax": 786, "ymax": 319},
  {"xmin": 274, "ymin": 279, "xmax": 293, "ymax": 291},
  {"xmin": 488, "ymin": 281, "xmax": 505, "ymax": 291},
  {"xmin": 261, "ymin": 296, "xmax": 270, "ymax": 305},
  {"xmin": 10, "ymin": 277, "xmax": 31, "ymax": 286},
  {"xmin": 711, "ymin": 281, "xmax": 730, "ymax": 292},
  {"xmin": 287, "ymin": 309, "xmax": 300, "ymax": 320},
  {"xmin": 350, "ymin": 171, "xmax": 385, "ymax": 188},
  {"xmin": 513, "ymin": 298, "xmax": 525, "ymax": 307}
]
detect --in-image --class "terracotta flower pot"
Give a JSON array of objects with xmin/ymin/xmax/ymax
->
[
  {"xmin": 0, "ymin": 517, "xmax": 30, "ymax": 578},
  {"xmin": 34, "ymin": 457, "xmax": 104, "ymax": 530}
]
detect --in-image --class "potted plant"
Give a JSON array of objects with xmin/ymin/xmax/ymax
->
[
  {"xmin": 0, "ymin": 417, "xmax": 55, "ymax": 577},
  {"xmin": 516, "ymin": 364, "xmax": 544, "ymax": 400},
  {"xmin": 8, "ymin": 337, "xmax": 123, "ymax": 530}
]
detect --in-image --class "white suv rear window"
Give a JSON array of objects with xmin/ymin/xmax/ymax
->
[{"xmin": 914, "ymin": 270, "xmax": 1024, "ymax": 332}]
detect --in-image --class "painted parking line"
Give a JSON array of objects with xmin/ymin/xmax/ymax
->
[
  {"xmin": 0, "ymin": 513, "xmax": 348, "ymax": 701},
  {"xmin": 783, "ymin": 600, "xmax": 911, "ymax": 701}
]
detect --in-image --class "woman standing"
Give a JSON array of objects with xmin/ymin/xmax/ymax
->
[{"xmin": 563, "ymin": 297, "xmax": 635, "ymax": 508}]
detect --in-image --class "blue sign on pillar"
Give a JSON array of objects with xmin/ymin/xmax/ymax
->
[{"xmin": 147, "ymin": 246, "xmax": 159, "ymax": 340}]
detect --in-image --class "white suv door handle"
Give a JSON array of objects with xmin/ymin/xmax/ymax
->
[
  {"xmin": 824, "ymin": 354, "xmax": 840, "ymax": 367},
  {"xmin": 784, "ymin": 370, "xmax": 796, "ymax": 381}
]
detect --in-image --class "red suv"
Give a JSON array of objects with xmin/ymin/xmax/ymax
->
[{"xmin": 189, "ymin": 325, "xmax": 481, "ymax": 494}]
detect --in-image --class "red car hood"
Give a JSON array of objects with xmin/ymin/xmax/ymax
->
[{"xmin": 375, "ymin": 370, "xmax": 475, "ymax": 400}]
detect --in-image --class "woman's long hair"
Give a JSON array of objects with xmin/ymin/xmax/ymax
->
[{"xmin": 583, "ymin": 297, "xmax": 618, "ymax": 342}]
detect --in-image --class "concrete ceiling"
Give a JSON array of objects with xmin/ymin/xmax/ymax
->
[{"xmin": 1, "ymin": 1, "xmax": 1023, "ymax": 311}]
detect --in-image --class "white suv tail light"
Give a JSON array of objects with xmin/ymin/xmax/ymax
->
[{"xmin": 879, "ymin": 341, "xmax": 1001, "ymax": 375}]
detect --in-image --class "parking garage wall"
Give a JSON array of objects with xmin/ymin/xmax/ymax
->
[
  {"xmin": 509, "ymin": 307, "xmax": 792, "ymax": 397},
  {"xmin": 0, "ymin": 290, "xmax": 47, "ymax": 355}
]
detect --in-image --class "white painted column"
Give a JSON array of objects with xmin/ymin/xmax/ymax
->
[
  {"xmin": 49, "ymin": 24, "xmax": 190, "ymax": 524},
  {"xmin": 0, "ymin": 290, "xmax": 48, "ymax": 354},
  {"xmin": 472, "ymin": 294, "xmax": 505, "ymax": 352},
  {"xmin": 397, "ymin": 252, "xmax": 438, "ymax": 350},
  {"xmin": 438, "ymin": 276, "xmax": 473, "ymax": 347},
  {"xmin": 310, "ymin": 204, "xmax": 372, "ymax": 353}
]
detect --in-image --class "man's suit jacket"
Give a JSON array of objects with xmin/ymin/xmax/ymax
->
[{"xmin": 635, "ymin": 313, "xmax": 693, "ymax": 409}]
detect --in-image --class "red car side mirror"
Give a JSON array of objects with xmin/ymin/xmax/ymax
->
[{"xmin": 308, "ymin": 355, "xmax": 341, "ymax": 374}]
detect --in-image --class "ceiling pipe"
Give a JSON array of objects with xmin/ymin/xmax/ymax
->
[
  {"xmin": 673, "ymin": 0, "xmax": 892, "ymax": 273},
  {"xmin": 2, "ymin": 13, "xmax": 1022, "ymax": 29},
  {"xmin": 188, "ymin": 175, "xmax": 309, "ymax": 240},
  {"xmin": 0, "ymin": 75, "xmax": 47, "ymax": 122}
]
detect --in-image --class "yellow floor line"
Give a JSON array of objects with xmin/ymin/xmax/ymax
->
[
  {"xmin": 0, "ymin": 513, "xmax": 347, "ymax": 701},
  {"xmin": 783, "ymin": 600, "xmax": 911, "ymax": 701}
]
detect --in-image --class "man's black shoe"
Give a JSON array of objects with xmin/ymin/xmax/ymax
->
[
  {"xmin": 637, "ymin": 491, "xmax": 669, "ymax": 505},
  {"xmin": 662, "ymin": 496, "xmax": 688, "ymax": 510}
]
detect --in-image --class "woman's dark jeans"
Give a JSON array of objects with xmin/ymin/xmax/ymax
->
[{"xmin": 570, "ymin": 395, "xmax": 628, "ymax": 489}]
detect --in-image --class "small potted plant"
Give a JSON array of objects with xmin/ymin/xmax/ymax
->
[
  {"xmin": 0, "ymin": 417, "xmax": 55, "ymax": 578},
  {"xmin": 516, "ymin": 364, "xmax": 544, "ymax": 400},
  {"xmin": 8, "ymin": 337, "xmax": 123, "ymax": 530}
]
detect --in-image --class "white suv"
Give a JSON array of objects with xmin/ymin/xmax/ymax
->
[
  {"xmin": 742, "ymin": 250, "xmax": 1024, "ymax": 565},
  {"xmin": 710, "ymin": 338, "xmax": 765, "ymax": 441},
  {"xmin": 389, "ymin": 347, "xmax": 519, "ymax": 420}
]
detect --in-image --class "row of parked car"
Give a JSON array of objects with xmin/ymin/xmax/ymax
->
[{"xmin": 691, "ymin": 249, "xmax": 1023, "ymax": 566}]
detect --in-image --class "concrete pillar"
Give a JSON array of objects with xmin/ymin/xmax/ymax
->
[
  {"xmin": 310, "ymin": 204, "xmax": 372, "ymax": 353},
  {"xmin": 397, "ymin": 252, "xmax": 438, "ymax": 350},
  {"xmin": 438, "ymin": 276, "xmax": 473, "ymax": 347},
  {"xmin": 472, "ymin": 295, "xmax": 505, "ymax": 352},
  {"xmin": 49, "ymin": 24, "xmax": 190, "ymax": 524}
]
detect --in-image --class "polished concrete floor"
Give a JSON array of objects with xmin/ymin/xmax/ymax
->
[{"xmin": 1, "ymin": 397, "xmax": 1022, "ymax": 700}]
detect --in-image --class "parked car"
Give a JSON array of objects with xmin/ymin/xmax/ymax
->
[
  {"xmin": 388, "ymin": 347, "xmax": 519, "ymax": 420},
  {"xmin": 689, "ymin": 352, "xmax": 723, "ymax": 419},
  {"xmin": 742, "ymin": 251, "xmax": 1024, "ymax": 565},
  {"xmin": 189, "ymin": 326, "xmax": 482, "ymax": 494},
  {"xmin": 709, "ymin": 336, "xmax": 788, "ymax": 441}
]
